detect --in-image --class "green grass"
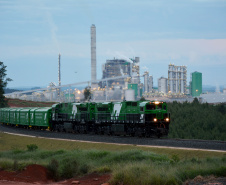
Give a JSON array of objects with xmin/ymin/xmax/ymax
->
[
  {"xmin": 0, "ymin": 148, "xmax": 225, "ymax": 184},
  {"xmin": 110, "ymin": 159, "xmax": 226, "ymax": 185},
  {"xmin": 0, "ymin": 132, "xmax": 225, "ymax": 184},
  {"xmin": 0, "ymin": 132, "xmax": 225, "ymax": 159}
]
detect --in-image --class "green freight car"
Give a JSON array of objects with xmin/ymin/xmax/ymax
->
[
  {"xmin": 0, "ymin": 108, "xmax": 7, "ymax": 123},
  {"xmin": 19, "ymin": 108, "xmax": 32, "ymax": 126},
  {"xmin": 30, "ymin": 107, "xmax": 41, "ymax": 126},
  {"xmin": 32, "ymin": 107, "xmax": 52, "ymax": 129},
  {"xmin": 0, "ymin": 107, "xmax": 52, "ymax": 129}
]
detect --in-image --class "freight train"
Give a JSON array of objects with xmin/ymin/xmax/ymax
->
[{"xmin": 0, "ymin": 101, "xmax": 170, "ymax": 138}]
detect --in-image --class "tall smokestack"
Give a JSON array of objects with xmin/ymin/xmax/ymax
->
[
  {"xmin": 58, "ymin": 53, "xmax": 61, "ymax": 86},
  {"xmin": 91, "ymin": 24, "xmax": 96, "ymax": 82}
]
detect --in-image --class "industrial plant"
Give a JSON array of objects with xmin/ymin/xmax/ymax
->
[{"xmin": 5, "ymin": 24, "xmax": 226, "ymax": 104}]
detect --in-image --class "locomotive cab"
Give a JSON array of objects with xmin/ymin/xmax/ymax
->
[{"xmin": 143, "ymin": 101, "xmax": 170, "ymax": 137}]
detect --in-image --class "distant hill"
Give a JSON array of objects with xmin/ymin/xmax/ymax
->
[
  {"xmin": 203, "ymin": 85, "xmax": 225, "ymax": 93},
  {"xmin": 4, "ymin": 88, "xmax": 21, "ymax": 94},
  {"xmin": 6, "ymin": 85, "xmax": 86, "ymax": 92}
]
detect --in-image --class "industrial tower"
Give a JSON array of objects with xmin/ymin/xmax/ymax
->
[
  {"xmin": 168, "ymin": 64, "xmax": 187, "ymax": 94},
  {"xmin": 91, "ymin": 24, "xmax": 97, "ymax": 83},
  {"xmin": 191, "ymin": 71, "xmax": 202, "ymax": 97}
]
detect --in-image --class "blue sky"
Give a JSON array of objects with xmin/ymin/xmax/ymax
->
[{"xmin": 0, "ymin": 0, "xmax": 226, "ymax": 88}]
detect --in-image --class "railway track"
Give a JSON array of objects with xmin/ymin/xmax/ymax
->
[{"xmin": 1, "ymin": 124, "xmax": 226, "ymax": 151}]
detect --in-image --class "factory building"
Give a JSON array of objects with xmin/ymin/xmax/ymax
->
[
  {"xmin": 168, "ymin": 64, "xmax": 187, "ymax": 94},
  {"xmin": 191, "ymin": 71, "xmax": 202, "ymax": 97},
  {"xmin": 158, "ymin": 77, "xmax": 168, "ymax": 94},
  {"xmin": 102, "ymin": 57, "xmax": 140, "ymax": 88}
]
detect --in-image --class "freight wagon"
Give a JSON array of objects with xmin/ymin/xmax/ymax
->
[{"xmin": 0, "ymin": 107, "xmax": 52, "ymax": 129}]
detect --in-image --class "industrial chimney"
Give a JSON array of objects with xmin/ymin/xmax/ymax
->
[
  {"xmin": 91, "ymin": 24, "xmax": 96, "ymax": 83},
  {"xmin": 58, "ymin": 53, "xmax": 61, "ymax": 87}
]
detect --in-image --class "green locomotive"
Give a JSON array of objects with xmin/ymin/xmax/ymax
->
[{"xmin": 0, "ymin": 101, "xmax": 170, "ymax": 138}]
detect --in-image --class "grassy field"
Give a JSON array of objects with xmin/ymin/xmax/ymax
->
[
  {"xmin": 0, "ymin": 132, "xmax": 225, "ymax": 185},
  {"xmin": 0, "ymin": 132, "xmax": 225, "ymax": 159}
]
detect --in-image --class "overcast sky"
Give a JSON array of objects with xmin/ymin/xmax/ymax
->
[{"xmin": 1, "ymin": 0, "xmax": 226, "ymax": 88}]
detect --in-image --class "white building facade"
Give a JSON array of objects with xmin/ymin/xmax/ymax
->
[{"xmin": 168, "ymin": 64, "xmax": 187, "ymax": 94}]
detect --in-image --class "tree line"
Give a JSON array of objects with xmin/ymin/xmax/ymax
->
[
  {"xmin": 167, "ymin": 99, "xmax": 226, "ymax": 141},
  {"xmin": 0, "ymin": 61, "xmax": 12, "ymax": 108}
]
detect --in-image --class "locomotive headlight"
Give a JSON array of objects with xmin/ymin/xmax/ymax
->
[
  {"xmin": 166, "ymin": 118, "xmax": 170, "ymax": 122},
  {"xmin": 154, "ymin": 118, "xmax": 157, "ymax": 122}
]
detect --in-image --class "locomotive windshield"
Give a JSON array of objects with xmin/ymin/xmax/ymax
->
[
  {"xmin": 146, "ymin": 104, "xmax": 155, "ymax": 110},
  {"xmin": 146, "ymin": 103, "xmax": 163, "ymax": 110},
  {"xmin": 156, "ymin": 104, "xmax": 162, "ymax": 109}
]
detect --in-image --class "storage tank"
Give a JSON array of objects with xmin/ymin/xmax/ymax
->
[
  {"xmin": 125, "ymin": 89, "xmax": 135, "ymax": 101},
  {"xmin": 158, "ymin": 77, "xmax": 168, "ymax": 94},
  {"xmin": 128, "ymin": 83, "xmax": 138, "ymax": 97}
]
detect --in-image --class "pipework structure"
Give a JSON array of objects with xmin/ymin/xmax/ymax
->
[
  {"xmin": 91, "ymin": 24, "xmax": 97, "ymax": 83},
  {"xmin": 102, "ymin": 57, "xmax": 140, "ymax": 87},
  {"xmin": 168, "ymin": 64, "xmax": 187, "ymax": 94}
]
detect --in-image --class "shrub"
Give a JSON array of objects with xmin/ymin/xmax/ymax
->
[
  {"xmin": 47, "ymin": 159, "xmax": 59, "ymax": 181},
  {"xmin": 0, "ymin": 160, "xmax": 12, "ymax": 170},
  {"xmin": 95, "ymin": 166, "xmax": 111, "ymax": 173},
  {"xmin": 171, "ymin": 155, "xmax": 180, "ymax": 163},
  {"xmin": 13, "ymin": 160, "xmax": 18, "ymax": 171},
  {"xmin": 59, "ymin": 158, "xmax": 79, "ymax": 179},
  {"xmin": 79, "ymin": 164, "xmax": 90, "ymax": 174},
  {"xmin": 27, "ymin": 144, "xmax": 38, "ymax": 152},
  {"xmin": 191, "ymin": 157, "xmax": 201, "ymax": 164},
  {"xmin": 87, "ymin": 150, "xmax": 109, "ymax": 160}
]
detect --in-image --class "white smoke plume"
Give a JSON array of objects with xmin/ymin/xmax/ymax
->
[
  {"xmin": 38, "ymin": 0, "xmax": 60, "ymax": 53},
  {"xmin": 115, "ymin": 51, "xmax": 133, "ymax": 63}
]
